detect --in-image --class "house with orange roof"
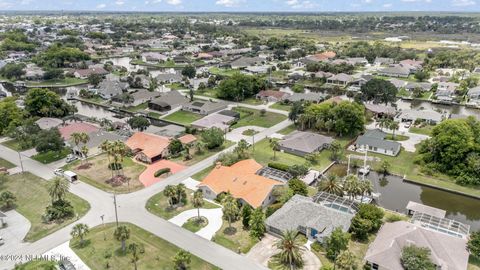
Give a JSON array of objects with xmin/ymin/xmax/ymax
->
[
  {"xmin": 178, "ymin": 134, "xmax": 197, "ymax": 145},
  {"xmin": 125, "ymin": 132, "xmax": 171, "ymax": 163},
  {"xmin": 197, "ymin": 159, "xmax": 285, "ymax": 208}
]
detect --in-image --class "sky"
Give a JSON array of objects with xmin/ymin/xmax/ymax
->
[{"xmin": 1, "ymin": 0, "xmax": 480, "ymax": 12}]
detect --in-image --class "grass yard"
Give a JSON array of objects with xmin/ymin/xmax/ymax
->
[
  {"xmin": 126, "ymin": 102, "xmax": 149, "ymax": 112},
  {"xmin": 469, "ymin": 256, "xmax": 480, "ymax": 270},
  {"xmin": 0, "ymin": 158, "xmax": 15, "ymax": 169},
  {"xmin": 231, "ymin": 107, "xmax": 287, "ymax": 129},
  {"xmin": 162, "ymin": 110, "xmax": 204, "ymax": 125},
  {"xmin": 191, "ymin": 165, "xmax": 214, "ymax": 181},
  {"xmin": 409, "ymin": 125, "xmax": 435, "ymax": 136},
  {"xmin": 277, "ymin": 124, "xmax": 297, "ymax": 135},
  {"xmin": 182, "ymin": 217, "xmax": 208, "ymax": 233},
  {"xmin": 26, "ymin": 78, "xmax": 87, "ymax": 87},
  {"xmin": 0, "ymin": 173, "xmax": 90, "ymax": 242},
  {"xmin": 171, "ymin": 140, "xmax": 235, "ymax": 166},
  {"xmin": 71, "ymin": 223, "xmax": 219, "ymax": 270},
  {"xmin": 385, "ymin": 134, "xmax": 409, "ymax": 141},
  {"xmin": 2, "ymin": 139, "xmax": 25, "ymax": 151},
  {"xmin": 195, "ymin": 88, "xmax": 218, "ymax": 98},
  {"xmin": 12, "ymin": 260, "xmax": 58, "ymax": 270},
  {"xmin": 166, "ymin": 82, "xmax": 186, "ymax": 90},
  {"xmin": 212, "ymin": 220, "xmax": 258, "ymax": 254},
  {"xmin": 32, "ymin": 148, "xmax": 71, "ymax": 164},
  {"xmin": 269, "ymin": 102, "xmax": 292, "ymax": 111},
  {"xmin": 63, "ymin": 154, "xmax": 146, "ymax": 193},
  {"xmin": 147, "ymin": 111, "xmax": 163, "ymax": 119},
  {"xmin": 146, "ymin": 188, "xmax": 220, "ymax": 220},
  {"xmin": 208, "ymin": 67, "xmax": 239, "ymax": 77},
  {"xmin": 241, "ymin": 98, "xmax": 264, "ymax": 106}
]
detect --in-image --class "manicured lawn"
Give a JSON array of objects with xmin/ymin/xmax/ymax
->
[
  {"xmin": 192, "ymin": 165, "xmax": 214, "ymax": 181},
  {"xmin": 241, "ymin": 98, "xmax": 263, "ymax": 106},
  {"xmin": 195, "ymin": 88, "xmax": 218, "ymax": 98},
  {"xmin": 231, "ymin": 107, "xmax": 287, "ymax": 129},
  {"xmin": 409, "ymin": 125, "xmax": 435, "ymax": 136},
  {"xmin": 212, "ymin": 220, "xmax": 258, "ymax": 254},
  {"xmin": 162, "ymin": 110, "xmax": 204, "ymax": 125},
  {"xmin": 2, "ymin": 139, "xmax": 24, "ymax": 151},
  {"xmin": 71, "ymin": 223, "xmax": 219, "ymax": 270},
  {"xmin": 31, "ymin": 148, "xmax": 71, "ymax": 164},
  {"xmin": 13, "ymin": 260, "xmax": 58, "ymax": 270},
  {"xmin": 0, "ymin": 173, "xmax": 90, "ymax": 242},
  {"xmin": 146, "ymin": 188, "xmax": 220, "ymax": 220},
  {"xmin": 126, "ymin": 102, "xmax": 149, "ymax": 112},
  {"xmin": 182, "ymin": 217, "xmax": 208, "ymax": 233},
  {"xmin": 208, "ymin": 67, "xmax": 239, "ymax": 77},
  {"xmin": 277, "ymin": 124, "xmax": 297, "ymax": 135},
  {"xmin": 385, "ymin": 134, "xmax": 409, "ymax": 141},
  {"xmin": 27, "ymin": 78, "xmax": 87, "ymax": 87},
  {"xmin": 269, "ymin": 102, "xmax": 292, "ymax": 111},
  {"xmin": 171, "ymin": 140, "xmax": 235, "ymax": 166},
  {"xmin": 0, "ymin": 158, "xmax": 15, "ymax": 169},
  {"xmin": 469, "ymin": 256, "xmax": 480, "ymax": 270},
  {"xmin": 252, "ymin": 138, "xmax": 333, "ymax": 172},
  {"xmin": 63, "ymin": 154, "xmax": 146, "ymax": 193},
  {"xmin": 147, "ymin": 111, "xmax": 163, "ymax": 119},
  {"xmin": 166, "ymin": 82, "xmax": 186, "ymax": 90}
]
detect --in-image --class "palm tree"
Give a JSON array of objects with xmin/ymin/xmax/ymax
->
[
  {"xmin": 275, "ymin": 230, "xmax": 304, "ymax": 270},
  {"xmin": 173, "ymin": 250, "xmax": 191, "ymax": 270},
  {"xmin": 389, "ymin": 121, "xmax": 400, "ymax": 140},
  {"xmin": 163, "ymin": 185, "xmax": 176, "ymax": 207},
  {"xmin": 343, "ymin": 175, "xmax": 360, "ymax": 200},
  {"xmin": 270, "ymin": 140, "xmax": 279, "ymax": 160},
  {"xmin": 48, "ymin": 177, "xmax": 70, "ymax": 203},
  {"xmin": 0, "ymin": 191, "xmax": 16, "ymax": 210},
  {"xmin": 318, "ymin": 174, "xmax": 344, "ymax": 196},
  {"xmin": 81, "ymin": 145, "xmax": 89, "ymax": 164},
  {"xmin": 235, "ymin": 139, "xmax": 249, "ymax": 159},
  {"xmin": 70, "ymin": 223, "xmax": 89, "ymax": 247},
  {"xmin": 100, "ymin": 140, "xmax": 114, "ymax": 178},
  {"xmin": 335, "ymin": 250, "xmax": 357, "ymax": 270},
  {"xmin": 222, "ymin": 193, "xmax": 239, "ymax": 229},
  {"xmin": 128, "ymin": 242, "xmax": 141, "ymax": 270},
  {"xmin": 359, "ymin": 180, "xmax": 374, "ymax": 202},
  {"xmin": 377, "ymin": 117, "xmax": 390, "ymax": 131},
  {"xmin": 192, "ymin": 190, "xmax": 204, "ymax": 222},
  {"xmin": 71, "ymin": 132, "xmax": 90, "ymax": 158},
  {"xmin": 175, "ymin": 184, "xmax": 187, "ymax": 205},
  {"xmin": 114, "ymin": 225, "xmax": 130, "ymax": 253}
]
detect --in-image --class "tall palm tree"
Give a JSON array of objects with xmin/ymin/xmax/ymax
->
[
  {"xmin": 71, "ymin": 132, "xmax": 90, "ymax": 157},
  {"xmin": 128, "ymin": 242, "xmax": 141, "ymax": 270},
  {"xmin": 359, "ymin": 180, "xmax": 374, "ymax": 202},
  {"xmin": 175, "ymin": 184, "xmax": 187, "ymax": 205},
  {"xmin": 389, "ymin": 121, "xmax": 400, "ymax": 140},
  {"xmin": 70, "ymin": 223, "xmax": 89, "ymax": 247},
  {"xmin": 173, "ymin": 250, "xmax": 191, "ymax": 270},
  {"xmin": 318, "ymin": 174, "xmax": 344, "ymax": 196},
  {"xmin": 343, "ymin": 175, "xmax": 360, "ymax": 200},
  {"xmin": 222, "ymin": 193, "xmax": 239, "ymax": 229},
  {"xmin": 114, "ymin": 225, "xmax": 130, "ymax": 253},
  {"xmin": 270, "ymin": 140, "xmax": 279, "ymax": 160},
  {"xmin": 100, "ymin": 140, "xmax": 114, "ymax": 178},
  {"xmin": 192, "ymin": 190, "xmax": 204, "ymax": 222},
  {"xmin": 48, "ymin": 177, "xmax": 70, "ymax": 203},
  {"xmin": 275, "ymin": 230, "xmax": 304, "ymax": 270},
  {"xmin": 163, "ymin": 185, "xmax": 176, "ymax": 207},
  {"xmin": 81, "ymin": 145, "xmax": 89, "ymax": 164}
]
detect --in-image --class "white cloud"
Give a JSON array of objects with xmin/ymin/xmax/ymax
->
[
  {"xmin": 96, "ymin": 3, "xmax": 107, "ymax": 9},
  {"xmin": 285, "ymin": 0, "xmax": 317, "ymax": 9},
  {"xmin": 166, "ymin": 0, "xmax": 182, "ymax": 5},
  {"xmin": 0, "ymin": 0, "xmax": 13, "ymax": 8},
  {"xmin": 115, "ymin": 0, "xmax": 125, "ymax": 5},
  {"xmin": 145, "ymin": 0, "xmax": 162, "ymax": 4},
  {"xmin": 451, "ymin": 0, "xmax": 476, "ymax": 6},
  {"xmin": 383, "ymin": 3, "xmax": 392, "ymax": 7},
  {"xmin": 215, "ymin": 0, "xmax": 245, "ymax": 7},
  {"xmin": 401, "ymin": 0, "xmax": 431, "ymax": 2},
  {"xmin": 364, "ymin": 0, "xmax": 373, "ymax": 3}
]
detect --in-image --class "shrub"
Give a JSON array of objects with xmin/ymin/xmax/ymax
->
[
  {"xmin": 43, "ymin": 200, "xmax": 75, "ymax": 222},
  {"xmin": 311, "ymin": 241, "xmax": 323, "ymax": 252},
  {"xmin": 154, "ymin": 168, "xmax": 171, "ymax": 177},
  {"xmin": 268, "ymin": 162, "xmax": 290, "ymax": 172},
  {"xmin": 266, "ymin": 202, "xmax": 283, "ymax": 217}
]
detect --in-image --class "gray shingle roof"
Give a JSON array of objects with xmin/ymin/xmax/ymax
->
[{"xmin": 279, "ymin": 131, "xmax": 333, "ymax": 154}]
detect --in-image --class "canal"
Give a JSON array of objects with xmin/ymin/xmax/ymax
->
[{"xmin": 327, "ymin": 164, "xmax": 480, "ymax": 231}]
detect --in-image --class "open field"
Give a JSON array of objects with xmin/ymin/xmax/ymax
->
[{"xmin": 232, "ymin": 107, "xmax": 287, "ymax": 129}]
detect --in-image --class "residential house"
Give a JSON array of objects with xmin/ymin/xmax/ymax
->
[
  {"xmin": 197, "ymin": 159, "xmax": 285, "ymax": 208},
  {"xmin": 230, "ymin": 57, "xmax": 263, "ymax": 69},
  {"xmin": 125, "ymin": 132, "xmax": 170, "ymax": 163},
  {"xmin": 395, "ymin": 109, "xmax": 445, "ymax": 124},
  {"xmin": 156, "ymin": 73, "xmax": 183, "ymax": 84},
  {"xmin": 348, "ymin": 75, "xmax": 373, "ymax": 91},
  {"xmin": 374, "ymin": 57, "xmax": 394, "ymax": 66},
  {"xmin": 256, "ymin": 90, "xmax": 290, "ymax": 103},
  {"xmin": 245, "ymin": 65, "xmax": 270, "ymax": 74},
  {"xmin": 266, "ymin": 193, "xmax": 356, "ymax": 243},
  {"xmin": 388, "ymin": 78, "xmax": 408, "ymax": 89},
  {"xmin": 178, "ymin": 134, "xmax": 197, "ymax": 146},
  {"xmin": 467, "ymin": 86, "xmax": 480, "ymax": 104},
  {"xmin": 278, "ymin": 131, "xmax": 334, "ymax": 157},
  {"xmin": 58, "ymin": 122, "xmax": 100, "ymax": 141},
  {"xmin": 24, "ymin": 64, "xmax": 45, "ymax": 80},
  {"xmin": 182, "ymin": 100, "xmax": 227, "ymax": 115},
  {"xmin": 314, "ymin": 71, "xmax": 333, "ymax": 79},
  {"xmin": 377, "ymin": 65, "xmax": 410, "ymax": 78},
  {"xmin": 285, "ymin": 92, "xmax": 327, "ymax": 104},
  {"xmin": 142, "ymin": 52, "xmax": 168, "ymax": 63},
  {"xmin": 197, "ymin": 52, "xmax": 214, "ymax": 60},
  {"xmin": 96, "ymin": 79, "xmax": 128, "ymax": 99},
  {"xmin": 114, "ymin": 89, "xmax": 160, "ymax": 107},
  {"xmin": 148, "ymin": 90, "xmax": 189, "ymax": 112},
  {"xmin": 355, "ymin": 129, "xmax": 401, "ymax": 156},
  {"xmin": 35, "ymin": 117, "xmax": 63, "ymax": 130},
  {"xmin": 173, "ymin": 55, "xmax": 190, "ymax": 64},
  {"xmin": 346, "ymin": 57, "xmax": 369, "ymax": 66},
  {"xmin": 399, "ymin": 59, "xmax": 423, "ymax": 72},
  {"xmin": 190, "ymin": 77, "xmax": 209, "ymax": 90},
  {"xmin": 364, "ymin": 218, "xmax": 469, "ymax": 270},
  {"xmin": 70, "ymin": 130, "xmax": 127, "ymax": 157},
  {"xmin": 405, "ymin": 82, "xmax": 432, "ymax": 92},
  {"xmin": 74, "ymin": 66, "xmax": 108, "ymax": 79},
  {"xmin": 191, "ymin": 113, "xmax": 235, "ymax": 131},
  {"xmin": 435, "ymin": 82, "xmax": 459, "ymax": 101},
  {"xmin": 364, "ymin": 103, "xmax": 397, "ymax": 118},
  {"xmin": 326, "ymin": 73, "xmax": 354, "ymax": 86}
]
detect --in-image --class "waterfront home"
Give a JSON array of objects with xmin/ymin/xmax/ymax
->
[
  {"xmin": 74, "ymin": 66, "xmax": 108, "ymax": 79},
  {"xmin": 354, "ymin": 129, "xmax": 401, "ymax": 156},
  {"xmin": 96, "ymin": 79, "xmax": 128, "ymax": 99},
  {"xmin": 435, "ymin": 82, "xmax": 459, "ymax": 101},
  {"xmin": 148, "ymin": 90, "xmax": 189, "ymax": 112},
  {"xmin": 346, "ymin": 57, "xmax": 369, "ymax": 66},
  {"xmin": 405, "ymin": 82, "xmax": 432, "ymax": 92},
  {"xmin": 125, "ymin": 132, "xmax": 170, "ymax": 164},
  {"xmin": 326, "ymin": 73, "xmax": 354, "ymax": 86},
  {"xmin": 364, "ymin": 103, "xmax": 397, "ymax": 118},
  {"xmin": 395, "ymin": 109, "xmax": 444, "ymax": 125},
  {"xmin": 70, "ymin": 130, "xmax": 127, "ymax": 157},
  {"xmin": 278, "ymin": 131, "xmax": 334, "ymax": 157},
  {"xmin": 197, "ymin": 159, "xmax": 285, "ymax": 208},
  {"xmin": 142, "ymin": 52, "xmax": 168, "ymax": 63},
  {"xmin": 190, "ymin": 113, "xmax": 236, "ymax": 131},
  {"xmin": 58, "ymin": 122, "xmax": 100, "ymax": 141},
  {"xmin": 256, "ymin": 90, "xmax": 290, "ymax": 103},
  {"xmin": 113, "ymin": 89, "xmax": 160, "ymax": 107},
  {"xmin": 230, "ymin": 56, "xmax": 263, "ymax": 69},
  {"xmin": 388, "ymin": 78, "xmax": 408, "ymax": 89},
  {"xmin": 467, "ymin": 86, "xmax": 480, "ymax": 104},
  {"xmin": 182, "ymin": 100, "xmax": 227, "ymax": 115},
  {"xmin": 266, "ymin": 193, "xmax": 356, "ymax": 243},
  {"xmin": 377, "ymin": 65, "xmax": 410, "ymax": 78}
]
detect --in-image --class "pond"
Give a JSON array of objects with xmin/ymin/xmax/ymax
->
[{"xmin": 326, "ymin": 164, "xmax": 480, "ymax": 230}]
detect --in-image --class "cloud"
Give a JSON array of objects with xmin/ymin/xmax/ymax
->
[
  {"xmin": 96, "ymin": 3, "xmax": 107, "ymax": 9},
  {"xmin": 451, "ymin": 0, "xmax": 476, "ymax": 6},
  {"xmin": 285, "ymin": 0, "xmax": 317, "ymax": 9},
  {"xmin": 166, "ymin": 0, "xmax": 182, "ymax": 5},
  {"xmin": 115, "ymin": 0, "xmax": 125, "ymax": 5},
  {"xmin": 383, "ymin": 3, "xmax": 392, "ymax": 7},
  {"xmin": 215, "ymin": 0, "xmax": 245, "ymax": 7},
  {"xmin": 0, "ymin": 0, "xmax": 13, "ymax": 8},
  {"xmin": 145, "ymin": 0, "xmax": 162, "ymax": 4}
]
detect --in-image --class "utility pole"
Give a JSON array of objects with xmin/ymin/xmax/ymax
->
[
  {"xmin": 100, "ymin": 214, "xmax": 106, "ymax": 241},
  {"xmin": 113, "ymin": 191, "xmax": 119, "ymax": 227},
  {"xmin": 17, "ymin": 151, "xmax": 24, "ymax": 173}
]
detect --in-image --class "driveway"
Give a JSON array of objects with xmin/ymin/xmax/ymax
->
[
  {"xmin": 366, "ymin": 121, "xmax": 429, "ymax": 152},
  {"xmin": 226, "ymin": 126, "xmax": 266, "ymax": 143},
  {"xmin": 139, "ymin": 160, "xmax": 186, "ymax": 187},
  {"xmin": 247, "ymin": 234, "xmax": 321, "ymax": 270},
  {"xmin": 0, "ymin": 210, "xmax": 31, "ymax": 255},
  {"xmin": 168, "ymin": 208, "xmax": 223, "ymax": 240},
  {"xmin": 44, "ymin": 241, "xmax": 90, "ymax": 270}
]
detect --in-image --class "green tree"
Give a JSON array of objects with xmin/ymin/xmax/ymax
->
[
  {"xmin": 288, "ymin": 178, "xmax": 308, "ymax": 196},
  {"xmin": 0, "ymin": 63, "xmax": 25, "ymax": 79},
  {"xmin": 401, "ymin": 245, "xmax": 435, "ymax": 270},
  {"xmin": 331, "ymin": 101, "xmax": 365, "ymax": 136},
  {"xmin": 200, "ymin": 127, "xmax": 225, "ymax": 149},
  {"xmin": 192, "ymin": 190, "xmax": 204, "ymax": 221},
  {"xmin": 222, "ymin": 193, "xmax": 240, "ymax": 229},
  {"xmin": 0, "ymin": 191, "xmax": 16, "ymax": 210},
  {"xmin": 234, "ymin": 139, "xmax": 250, "ymax": 159},
  {"xmin": 325, "ymin": 227, "xmax": 350, "ymax": 260},
  {"xmin": 360, "ymin": 79, "xmax": 398, "ymax": 105},
  {"xmin": 414, "ymin": 70, "xmax": 429, "ymax": 82},
  {"xmin": 181, "ymin": 65, "xmax": 196, "ymax": 79},
  {"xmin": 70, "ymin": 223, "xmax": 89, "ymax": 247},
  {"xmin": 241, "ymin": 204, "xmax": 253, "ymax": 228},
  {"xmin": 318, "ymin": 174, "xmax": 343, "ymax": 196},
  {"xmin": 173, "ymin": 250, "xmax": 191, "ymax": 270},
  {"xmin": 128, "ymin": 242, "xmax": 141, "ymax": 270},
  {"xmin": 270, "ymin": 140, "xmax": 279, "ymax": 160},
  {"xmin": 24, "ymin": 88, "xmax": 75, "ymax": 117},
  {"xmin": 274, "ymin": 230, "xmax": 304, "ymax": 269},
  {"xmin": 350, "ymin": 204, "xmax": 384, "ymax": 240},
  {"xmin": 0, "ymin": 97, "xmax": 25, "ymax": 135},
  {"xmin": 163, "ymin": 185, "xmax": 177, "ymax": 207},
  {"xmin": 249, "ymin": 208, "xmax": 266, "ymax": 239},
  {"xmin": 335, "ymin": 250, "xmax": 357, "ymax": 270},
  {"xmin": 389, "ymin": 121, "xmax": 400, "ymax": 139},
  {"xmin": 48, "ymin": 177, "xmax": 70, "ymax": 203},
  {"xmin": 43, "ymin": 68, "xmax": 64, "ymax": 80},
  {"xmin": 87, "ymin": 73, "xmax": 102, "ymax": 87},
  {"xmin": 35, "ymin": 128, "xmax": 64, "ymax": 153},
  {"xmin": 329, "ymin": 141, "xmax": 343, "ymax": 162},
  {"xmin": 216, "ymin": 73, "xmax": 268, "ymax": 101},
  {"xmin": 379, "ymin": 160, "xmax": 391, "ymax": 175},
  {"xmin": 127, "ymin": 116, "xmax": 150, "ymax": 131},
  {"xmin": 343, "ymin": 175, "xmax": 361, "ymax": 200},
  {"xmin": 467, "ymin": 231, "xmax": 480, "ymax": 258},
  {"xmin": 168, "ymin": 138, "xmax": 184, "ymax": 156},
  {"xmin": 292, "ymin": 84, "xmax": 304, "ymax": 93},
  {"xmin": 287, "ymin": 164, "xmax": 309, "ymax": 178},
  {"xmin": 350, "ymin": 215, "xmax": 372, "ymax": 241},
  {"xmin": 114, "ymin": 225, "xmax": 130, "ymax": 253}
]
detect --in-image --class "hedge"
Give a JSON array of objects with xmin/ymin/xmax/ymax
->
[
  {"xmin": 154, "ymin": 168, "xmax": 171, "ymax": 177},
  {"xmin": 268, "ymin": 162, "xmax": 290, "ymax": 172}
]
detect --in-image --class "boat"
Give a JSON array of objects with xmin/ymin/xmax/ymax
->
[{"xmin": 359, "ymin": 165, "xmax": 371, "ymax": 175}]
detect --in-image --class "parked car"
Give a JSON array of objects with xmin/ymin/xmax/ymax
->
[
  {"xmin": 0, "ymin": 236, "xmax": 4, "ymax": 246},
  {"xmin": 59, "ymin": 260, "xmax": 76, "ymax": 270},
  {"xmin": 54, "ymin": 169, "xmax": 64, "ymax": 176},
  {"xmin": 65, "ymin": 154, "xmax": 78, "ymax": 163}
]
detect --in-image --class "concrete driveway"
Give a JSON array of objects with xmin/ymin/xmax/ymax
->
[
  {"xmin": 247, "ymin": 234, "xmax": 321, "ymax": 270},
  {"xmin": 44, "ymin": 241, "xmax": 91, "ymax": 270},
  {"xmin": 169, "ymin": 208, "xmax": 223, "ymax": 240},
  {"xmin": 0, "ymin": 210, "xmax": 31, "ymax": 254},
  {"xmin": 226, "ymin": 126, "xmax": 266, "ymax": 143},
  {"xmin": 366, "ymin": 121, "xmax": 429, "ymax": 152}
]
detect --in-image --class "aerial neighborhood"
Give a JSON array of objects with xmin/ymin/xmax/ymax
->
[{"xmin": 1, "ymin": 7, "xmax": 480, "ymax": 270}]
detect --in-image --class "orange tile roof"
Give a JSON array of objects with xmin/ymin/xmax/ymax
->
[
  {"xmin": 198, "ymin": 159, "xmax": 284, "ymax": 208},
  {"xmin": 178, "ymin": 134, "xmax": 197, "ymax": 145},
  {"xmin": 125, "ymin": 132, "xmax": 170, "ymax": 159}
]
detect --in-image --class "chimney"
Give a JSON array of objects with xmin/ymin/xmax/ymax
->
[{"xmin": 215, "ymin": 162, "xmax": 222, "ymax": 169}]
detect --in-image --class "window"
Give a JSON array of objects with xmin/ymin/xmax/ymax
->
[{"xmin": 372, "ymin": 263, "xmax": 379, "ymax": 270}]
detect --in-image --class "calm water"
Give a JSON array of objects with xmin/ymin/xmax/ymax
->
[
  {"xmin": 396, "ymin": 99, "xmax": 480, "ymax": 118},
  {"xmin": 327, "ymin": 164, "xmax": 480, "ymax": 230}
]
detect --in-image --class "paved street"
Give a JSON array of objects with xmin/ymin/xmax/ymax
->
[{"xmin": 0, "ymin": 118, "xmax": 292, "ymax": 270}]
